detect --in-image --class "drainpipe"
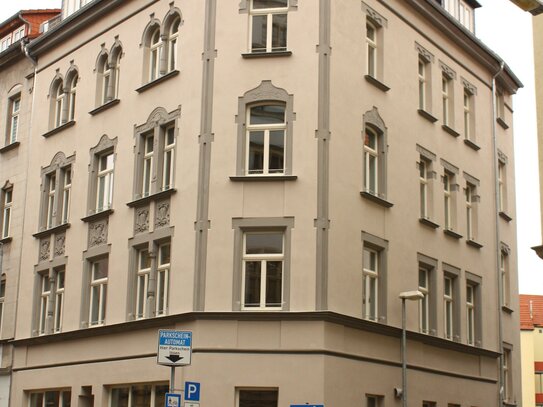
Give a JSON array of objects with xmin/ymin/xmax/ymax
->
[{"xmin": 491, "ymin": 60, "xmax": 505, "ymax": 407}]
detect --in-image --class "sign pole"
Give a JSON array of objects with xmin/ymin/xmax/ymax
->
[{"xmin": 170, "ymin": 366, "xmax": 175, "ymax": 393}]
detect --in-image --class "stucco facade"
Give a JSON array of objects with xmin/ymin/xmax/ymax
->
[{"xmin": 1, "ymin": 0, "xmax": 521, "ymax": 406}]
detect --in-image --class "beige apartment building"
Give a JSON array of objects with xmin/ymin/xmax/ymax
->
[{"xmin": 0, "ymin": 0, "xmax": 522, "ymax": 406}]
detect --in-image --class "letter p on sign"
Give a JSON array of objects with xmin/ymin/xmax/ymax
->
[{"xmin": 184, "ymin": 382, "xmax": 200, "ymax": 402}]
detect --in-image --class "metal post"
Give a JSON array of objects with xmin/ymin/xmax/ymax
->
[
  {"xmin": 170, "ymin": 366, "xmax": 175, "ymax": 393},
  {"xmin": 401, "ymin": 298, "xmax": 407, "ymax": 407}
]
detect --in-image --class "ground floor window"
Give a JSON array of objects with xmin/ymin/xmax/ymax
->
[
  {"xmin": 238, "ymin": 388, "xmax": 278, "ymax": 407},
  {"xmin": 110, "ymin": 383, "xmax": 168, "ymax": 407},
  {"xmin": 29, "ymin": 390, "xmax": 71, "ymax": 407}
]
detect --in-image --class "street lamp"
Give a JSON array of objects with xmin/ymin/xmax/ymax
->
[{"xmin": 399, "ymin": 290, "xmax": 424, "ymax": 407}]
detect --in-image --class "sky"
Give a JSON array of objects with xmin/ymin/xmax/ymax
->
[{"xmin": 1, "ymin": 0, "xmax": 542, "ymax": 293}]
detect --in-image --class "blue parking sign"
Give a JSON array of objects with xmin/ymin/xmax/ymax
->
[{"xmin": 184, "ymin": 382, "xmax": 200, "ymax": 401}]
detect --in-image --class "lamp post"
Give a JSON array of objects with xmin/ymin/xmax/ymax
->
[{"xmin": 399, "ymin": 290, "xmax": 424, "ymax": 407}]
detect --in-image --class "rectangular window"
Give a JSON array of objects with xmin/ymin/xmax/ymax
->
[
  {"xmin": 7, "ymin": 95, "xmax": 20, "ymax": 144},
  {"xmin": 498, "ymin": 160, "xmax": 507, "ymax": 213},
  {"xmin": 501, "ymin": 249, "xmax": 510, "ymax": 308},
  {"xmin": 444, "ymin": 171, "xmax": 452, "ymax": 229},
  {"xmin": 247, "ymin": 104, "xmax": 286, "ymax": 176},
  {"xmin": 466, "ymin": 283, "xmax": 475, "ymax": 345},
  {"xmin": 136, "ymin": 248, "xmax": 151, "ymax": 319},
  {"xmin": 418, "ymin": 57, "xmax": 427, "ymax": 111},
  {"xmin": 363, "ymin": 247, "xmax": 379, "ymax": 321},
  {"xmin": 42, "ymin": 165, "xmax": 72, "ymax": 230},
  {"xmin": 503, "ymin": 347, "xmax": 512, "ymax": 401},
  {"xmin": 419, "ymin": 267, "xmax": 430, "ymax": 333},
  {"xmin": 89, "ymin": 257, "xmax": 108, "ymax": 326},
  {"xmin": 110, "ymin": 383, "xmax": 168, "ymax": 407},
  {"xmin": 238, "ymin": 388, "xmax": 278, "ymax": 407},
  {"xmin": 156, "ymin": 242, "xmax": 170, "ymax": 316},
  {"xmin": 54, "ymin": 269, "xmax": 65, "ymax": 333},
  {"xmin": 142, "ymin": 133, "xmax": 154, "ymax": 197},
  {"xmin": 419, "ymin": 159, "xmax": 429, "ymax": 219},
  {"xmin": 1, "ymin": 188, "xmax": 12, "ymax": 239},
  {"xmin": 464, "ymin": 180, "xmax": 478, "ymax": 241},
  {"xmin": 535, "ymin": 372, "xmax": 543, "ymax": 393},
  {"xmin": 444, "ymin": 276, "xmax": 453, "ymax": 340},
  {"xmin": 96, "ymin": 152, "xmax": 114, "ymax": 212},
  {"xmin": 423, "ymin": 402, "xmax": 436, "ymax": 407},
  {"xmin": 0, "ymin": 276, "xmax": 5, "ymax": 333},
  {"xmin": 29, "ymin": 390, "xmax": 71, "ymax": 407},
  {"xmin": 249, "ymin": 0, "xmax": 288, "ymax": 53},
  {"xmin": 366, "ymin": 394, "xmax": 384, "ymax": 407},
  {"xmin": 366, "ymin": 22, "xmax": 377, "ymax": 78},
  {"xmin": 364, "ymin": 128, "xmax": 379, "ymax": 195},
  {"xmin": 38, "ymin": 273, "xmax": 51, "ymax": 335},
  {"xmin": 242, "ymin": 232, "xmax": 283, "ymax": 309},
  {"xmin": 162, "ymin": 126, "xmax": 175, "ymax": 191},
  {"xmin": 442, "ymin": 74, "xmax": 452, "ymax": 126},
  {"xmin": 463, "ymin": 89, "xmax": 472, "ymax": 140}
]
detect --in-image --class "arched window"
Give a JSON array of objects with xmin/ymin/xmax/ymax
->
[
  {"xmin": 100, "ymin": 55, "xmax": 111, "ymax": 105},
  {"xmin": 167, "ymin": 17, "xmax": 180, "ymax": 72},
  {"xmin": 67, "ymin": 74, "xmax": 78, "ymax": 121},
  {"xmin": 149, "ymin": 27, "xmax": 162, "ymax": 81},
  {"xmin": 53, "ymin": 79, "xmax": 64, "ymax": 128}
]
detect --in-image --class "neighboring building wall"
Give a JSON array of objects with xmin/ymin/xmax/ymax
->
[{"xmin": 7, "ymin": 0, "xmax": 521, "ymax": 406}]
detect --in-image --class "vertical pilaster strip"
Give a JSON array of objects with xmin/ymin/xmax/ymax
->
[
  {"xmin": 193, "ymin": 0, "xmax": 217, "ymax": 311},
  {"xmin": 315, "ymin": 0, "xmax": 331, "ymax": 310}
]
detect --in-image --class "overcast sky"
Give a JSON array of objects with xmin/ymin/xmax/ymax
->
[{"xmin": 2, "ymin": 0, "xmax": 542, "ymax": 293}]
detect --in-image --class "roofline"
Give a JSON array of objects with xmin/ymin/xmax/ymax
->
[{"xmin": 414, "ymin": 0, "xmax": 523, "ymax": 92}]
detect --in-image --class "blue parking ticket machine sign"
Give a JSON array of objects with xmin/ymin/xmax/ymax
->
[
  {"xmin": 184, "ymin": 382, "xmax": 200, "ymax": 401},
  {"xmin": 157, "ymin": 330, "xmax": 192, "ymax": 366},
  {"xmin": 165, "ymin": 393, "xmax": 181, "ymax": 407}
]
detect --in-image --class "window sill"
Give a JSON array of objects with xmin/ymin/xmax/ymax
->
[
  {"xmin": 419, "ymin": 217, "xmax": 439, "ymax": 229},
  {"xmin": 364, "ymin": 75, "xmax": 390, "ymax": 92},
  {"xmin": 241, "ymin": 51, "xmax": 292, "ymax": 58},
  {"xmin": 89, "ymin": 98, "xmax": 120, "ymax": 116},
  {"xmin": 499, "ymin": 211, "xmax": 513, "ymax": 222},
  {"xmin": 0, "ymin": 141, "xmax": 20, "ymax": 153},
  {"xmin": 127, "ymin": 188, "xmax": 177, "ymax": 208},
  {"xmin": 441, "ymin": 124, "xmax": 460, "ymax": 138},
  {"xmin": 230, "ymin": 175, "xmax": 297, "ymax": 182},
  {"xmin": 0, "ymin": 236, "xmax": 12, "ymax": 244},
  {"xmin": 135, "ymin": 70, "xmax": 179, "ymax": 93},
  {"xmin": 417, "ymin": 109, "xmax": 438, "ymax": 123},
  {"xmin": 360, "ymin": 191, "xmax": 393, "ymax": 208},
  {"xmin": 497, "ymin": 117, "xmax": 509, "ymax": 130},
  {"xmin": 463, "ymin": 138, "xmax": 481, "ymax": 151},
  {"xmin": 81, "ymin": 208, "xmax": 114, "ymax": 223},
  {"xmin": 502, "ymin": 305, "xmax": 514, "ymax": 314},
  {"xmin": 443, "ymin": 228, "xmax": 462, "ymax": 239},
  {"xmin": 466, "ymin": 239, "xmax": 483, "ymax": 249},
  {"xmin": 32, "ymin": 222, "xmax": 70, "ymax": 239},
  {"xmin": 42, "ymin": 120, "xmax": 75, "ymax": 138}
]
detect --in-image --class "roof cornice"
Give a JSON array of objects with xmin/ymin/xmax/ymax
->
[
  {"xmin": 407, "ymin": 0, "xmax": 523, "ymax": 93},
  {"xmin": 26, "ymin": 0, "xmax": 124, "ymax": 58}
]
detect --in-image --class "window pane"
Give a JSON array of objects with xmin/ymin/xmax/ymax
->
[
  {"xmin": 239, "ymin": 389, "xmax": 278, "ymax": 407},
  {"xmin": 160, "ymin": 244, "xmax": 171, "ymax": 265},
  {"xmin": 45, "ymin": 390, "xmax": 59, "ymax": 406},
  {"xmin": 163, "ymin": 150, "xmax": 173, "ymax": 188},
  {"xmin": 271, "ymin": 14, "xmax": 287, "ymax": 51},
  {"xmin": 268, "ymin": 130, "xmax": 284, "ymax": 173},
  {"xmin": 368, "ymin": 155, "xmax": 377, "ymax": 192},
  {"xmin": 250, "ymin": 105, "xmax": 285, "ymax": 125},
  {"xmin": 131, "ymin": 385, "xmax": 151, "ymax": 407},
  {"xmin": 93, "ymin": 259, "xmax": 108, "ymax": 280},
  {"xmin": 253, "ymin": 0, "xmax": 288, "ymax": 8},
  {"xmin": 61, "ymin": 391, "xmax": 71, "ymax": 407},
  {"xmin": 30, "ymin": 394, "xmax": 44, "ymax": 407},
  {"xmin": 246, "ymin": 233, "xmax": 283, "ymax": 254},
  {"xmin": 244, "ymin": 261, "xmax": 261, "ymax": 307},
  {"xmin": 248, "ymin": 131, "xmax": 265, "ymax": 174},
  {"xmin": 266, "ymin": 261, "xmax": 282, "ymax": 306},
  {"xmin": 365, "ymin": 130, "xmax": 376, "ymax": 150},
  {"xmin": 154, "ymin": 385, "xmax": 169, "ymax": 407},
  {"xmin": 111, "ymin": 388, "xmax": 129, "ymax": 407},
  {"xmin": 251, "ymin": 15, "xmax": 267, "ymax": 52}
]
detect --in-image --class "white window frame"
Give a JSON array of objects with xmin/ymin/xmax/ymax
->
[
  {"xmin": 1, "ymin": 188, "xmax": 12, "ymax": 239},
  {"xmin": 96, "ymin": 152, "xmax": 114, "ymax": 212},
  {"xmin": 149, "ymin": 28, "xmax": 162, "ymax": 82},
  {"xmin": 29, "ymin": 390, "xmax": 72, "ymax": 407},
  {"xmin": 364, "ymin": 127, "xmax": 379, "ymax": 195},
  {"xmin": 54, "ymin": 270, "xmax": 65, "ymax": 333},
  {"xmin": 156, "ymin": 243, "xmax": 170, "ymax": 316},
  {"xmin": 442, "ymin": 74, "xmax": 451, "ymax": 126},
  {"xmin": 419, "ymin": 159, "xmax": 428, "ymax": 219},
  {"xmin": 366, "ymin": 21, "xmax": 377, "ymax": 78},
  {"xmin": 363, "ymin": 247, "xmax": 379, "ymax": 321},
  {"xmin": 418, "ymin": 57, "xmax": 427, "ymax": 111},
  {"xmin": 249, "ymin": 0, "xmax": 289, "ymax": 53},
  {"xmin": 444, "ymin": 276, "xmax": 453, "ymax": 340},
  {"xmin": 0, "ymin": 276, "xmax": 5, "ymax": 334},
  {"xmin": 46, "ymin": 173, "xmax": 56, "ymax": 229},
  {"xmin": 466, "ymin": 283, "xmax": 475, "ymax": 345},
  {"xmin": 54, "ymin": 84, "xmax": 64, "ymax": 128},
  {"xmin": 245, "ymin": 103, "xmax": 286, "ymax": 176},
  {"xmin": 109, "ymin": 383, "xmax": 169, "ymax": 407},
  {"xmin": 498, "ymin": 161, "xmax": 505, "ymax": 212},
  {"xmin": 167, "ymin": 18, "xmax": 180, "ymax": 73},
  {"xmin": 8, "ymin": 95, "xmax": 20, "ymax": 144},
  {"xmin": 444, "ymin": 172, "xmax": 451, "ymax": 230},
  {"xmin": 419, "ymin": 267, "xmax": 430, "ymax": 334},
  {"xmin": 237, "ymin": 388, "xmax": 278, "ymax": 407},
  {"xmin": 89, "ymin": 259, "xmax": 108, "ymax": 326},
  {"xmin": 61, "ymin": 168, "xmax": 71, "ymax": 224},
  {"xmin": 142, "ymin": 133, "xmax": 154, "ymax": 197},
  {"xmin": 465, "ymin": 183, "xmax": 474, "ymax": 240},
  {"xmin": 67, "ymin": 75, "xmax": 77, "ymax": 122},
  {"xmin": 162, "ymin": 126, "xmax": 175, "ymax": 191},
  {"xmin": 136, "ymin": 248, "xmax": 151, "ymax": 319},
  {"xmin": 241, "ymin": 231, "xmax": 284, "ymax": 310},
  {"xmin": 463, "ymin": 89, "xmax": 471, "ymax": 140},
  {"xmin": 38, "ymin": 274, "xmax": 51, "ymax": 336}
]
